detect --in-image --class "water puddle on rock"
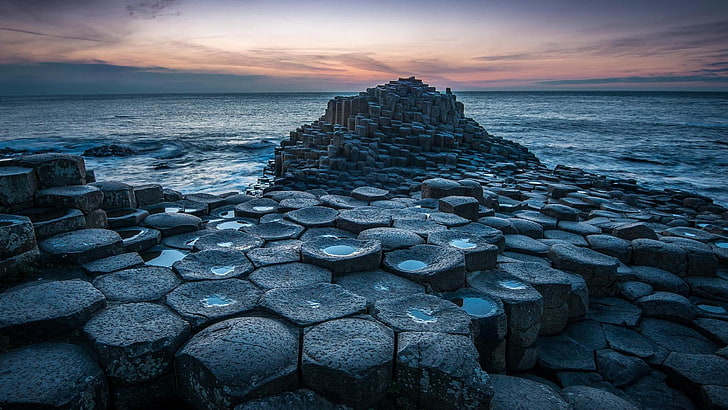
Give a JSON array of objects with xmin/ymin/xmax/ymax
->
[
  {"xmin": 449, "ymin": 238, "xmax": 477, "ymax": 249},
  {"xmin": 714, "ymin": 242, "xmax": 728, "ymax": 249},
  {"xmin": 498, "ymin": 279, "xmax": 528, "ymax": 290},
  {"xmin": 202, "ymin": 294, "xmax": 236, "ymax": 307},
  {"xmin": 216, "ymin": 221, "xmax": 252, "ymax": 230},
  {"xmin": 120, "ymin": 229, "xmax": 144, "ymax": 241},
  {"xmin": 219, "ymin": 210, "xmax": 235, "ymax": 218},
  {"xmin": 210, "ymin": 265, "xmax": 235, "ymax": 276},
  {"xmin": 323, "ymin": 245, "xmax": 357, "ymax": 256},
  {"xmin": 184, "ymin": 237, "xmax": 201, "ymax": 247},
  {"xmin": 306, "ymin": 300, "xmax": 322, "ymax": 309},
  {"xmin": 216, "ymin": 241, "xmax": 233, "ymax": 248},
  {"xmin": 165, "ymin": 207, "xmax": 183, "ymax": 213},
  {"xmin": 253, "ymin": 206, "xmax": 275, "ymax": 212},
  {"xmin": 143, "ymin": 249, "xmax": 187, "ymax": 267},
  {"xmin": 697, "ymin": 304, "xmax": 727, "ymax": 314},
  {"xmin": 452, "ymin": 297, "xmax": 497, "ymax": 318},
  {"xmin": 407, "ymin": 307, "xmax": 437, "ymax": 323},
  {"xmin": 398, "ymin": 260, "xmax": 427, "ymax": 271}
]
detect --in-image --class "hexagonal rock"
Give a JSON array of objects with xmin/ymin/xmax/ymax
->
[
  {"xmin": 543, "ymin": 229, "xmax": 589, "ymax": 247},
  {"xmin": 92, "ymin": 266, "xmax": 181, "ymax": 302},
  {"xmin": 596, "ymin": 349, "xmax": 651, "ymax": 387},
  {"xmin": 20, "ymin": 207, "xmax": 86, "ymax": 239},
  {"xmin": 260, "ymin": 283, "xmax": 366, "ymax": 326},
  {"xmin": 334, "ymin": 207, "xmax": 392, "ymax": 234},
  {"xmin": 301, "ymin": 237, "xmax": 381, "ymax": 275},
  {"xmin": 90, "ymin": 181, "xmax": 137, "ymax": 210},
  {"xmin": 165, "ymin": 279, "xmax": 263, "ymax": 329},
  {"xmin": 396, "ymin": 332, "xmax": 493, "ymax": 410},
  {"xmin": 106, "ymin": 208, "xmax": 149, "ymax": 229},
  {"xmin": 285, "ymin": 206, "xmax": 339, "ymax": 227},
  {"xmin": 438, "ymin": 195, "xmax": 480, "ymax": 221},
  {"xmin": 358, "ymin": 227, "xmax": 424, "ymax": 251},
  {"xmin": 612, "ymin": 222, "xmax": 658, "ymax": 240},
  {"xmin": 631, "ymin": 239, "xmax": 688, "ymax": 276},
  {"xmin": 318, "ymin": 194, "xmax": 368, "ymax": 209},
  {"xmin": 421, "ymin": 178, "xmax": 466, "ymax": 199},
  {"xmin": 587, "ymin": 297, "xmax": 642, "ymax": 327},
  {"xmin": 699, "ymin": 385, "xmax": 728, "ymax": 410},
  {"xmin": 662, "ymin": 237, "xmax": 718, "ymax": 277},
  {"xmin": 561, "ymin": 386, "xmax": 639, "ymax": 410},
  {"xmin": 132, "ymin": 183, "xmax": 163, "ymax": 206},
  {"xmin": 234, "ymin": 389, "xmax": 347, "ymax": 410},
  {"xmin": 249, "ymin": 262, "xmax": 332, "ymax": 290},
  {"xmin": 635, "ymin": 291, "xmax": 696, "ymax": 323},
  {"xmin": 278, "ymin": 197, "xmax": 321, "ymax": 212},
  {"xmin": 541, "ymin": 204, "xmax": 580, "ymax": 222},
  {"xmin": 36, "ymin": 185, "xmax": 103, "ymax": 212},
  {"xmin": 334, "ymin": 269, "xmax": 425, "ymax": 308},
  {"xmin": 299, "ymin": 227, "xmax": 357, "ymax": 241},
  {"xmin": 468, "ymin": 269, "xmax": 543, "ymax": 347},
  {"xmin": 490, "ymin": 374, "xmax": 570, "ymax": 410},
  {"xmin": 688, "ymin": 276, "xmax": 728, "ymax": 301},
  {"xmin": 602, "ymin": 324, "xmax": 656, "ymax": 358},
  {"xmin": 427, "ymin": 211, "xmax": 471, "ymax": 227},
  {"xmin": 302, "ymin": 318, "xmax": 394, "ymax": 408},
  {"xmin": 173, "ymin": 250, "xmax": 254, "ymax": 281},
  {"xmin": 372, "ymin": 293, "xmax": 472, "ymax": 335},
  {"xmin": 513, "ymin": 210, "xmax": 558, "ymax": 230},
  {"xmin": 549, "ymin": 243, "xmax": 619, "ymax": 296},
  {"xmin": 116, "ymin": 226, "xmax": 161, "ymax": 253},
  {"xmin": 392, "ymin": 218, "xmax": 448, "ymax": 238},
  {"xmin": 142, "ymin": 212, "xmax": 202, "ymax": 237},
  {"xmin": 639, "ymin": 318, "xmax": 717, "ymax": 354},
  {"xmin": 161, "ymin": 231, "xmax": 204, "ymax": 251},
  {"xmin": 351, "ymin": 186, "xmax": 390, "ymax": 201},
  {"xmin": 235, "ymin": 198, "xmax": 280, "ymax": 218},
  {"xmin": 428, "ymin": 230, "xmax": 498, "ymax": 271},
  {"xmin": 193, "ymin": 230, "xmax": 264, "ymax": 252},
  {"xmin": 81, "ymin": 252, "xmax": 144, "ymax": 275},
  {"xmin": 185, "ymin": 193, "xmax": 227, "ymax": 210},
  {"xmin": 383, "ymin": 244, "xmax": 465, "ymax": 291},
  {"xmin": 0, "ymin": 214, "xmax": 37, "ymax": 258},
  {"xmin": 501, "ymin": 262, "xmax": 576, "ymax": 335},
  {"xmin": 558, "ymin": 220, "xmax": 602, "ymax": 236},
  {"xmin": 15, "ymin": 153, "xmax": 86, "ymax": 188},
  {"xmin": 176, "ymin": 317, "xmax": 299, "ymax": 409},
  {"xmin": 631, "ymin": 266, "xmax": 689, "ymax": 296},
  {"xmin": 0, "ymin": 166, "xmax": 36, "ymax": 210},
  {"xmin": 39, "ymin": 229, "xmax": 124, "ymax": 264},
  {"xmin": 0, "ymin": 279, "xmax": 105, "ymax": 339},
  {"xmin": 84, "ymin": 302, "xmax": 189, "ymax": 385},
  {"xmin": 504, "ymin": 234, "xmax": 550, "ymax": 256},
  {"xmin": 623, "ymin": 370, "xmax": 696, "ymax": 410},
  {"xmin": 244, "ymin": 220, "xmax": 304, "ymax": 240},
  {"xmin": 0, "ymin": 343, "xmax": 108, "ymax": 409},
  {"xmin": 586, "ymin": 234, "xmax": 632, "ymax": 263},
  {"xmin": 536, "ymin": 333, "xmax": 596, "ymax": 371},
  {"xmin": 247, "ymin": 244, "xmax": 300, "ymax": 267}
]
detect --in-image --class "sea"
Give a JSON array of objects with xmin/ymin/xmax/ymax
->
[{"xmin": 1, "ymin": 91, "xmax": 726, "ymax": 205}]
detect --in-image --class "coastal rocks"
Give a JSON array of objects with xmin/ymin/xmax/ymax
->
[
  {"xmin": 0, "ymin": 166, "xmax": 36, "ymax": 211},
  {"xmin": 561, "ymin": 385, "xmax": 639, "ymax": 410},
  {"xmin": 301, "ymin": 237, "xmax": 382, "ymax": 274},
  {"xmin": 631, "ymin": 239, "xmax": 688, "ymax": 275},
  {"xmin": 372, "ymin": 293, "xmax": 472, "ymax": 335},
  {"xmin": 176, "ymin": 317, "xmax": 299, "ymax": 409},
  {"xmin": 90, "ymin": 181, "xmax": 137, "ymax": 210},
  {"xmin": 302, "ymin": 318, "xmax": 394, "ymax": 408},
  {"xmin": 439, "ymin": 195, "xmax": 480, "ymax": 221},
  {"xmin": 0, "ymin": 214, "xmax": 38, "ymax": 280},
  {"xmin": 15, "ymin": 153, "xmax": 86, "ymax": 188},
  {"xmin": 428, "ymin": 230, "xmax": 498, "ymax": 271},
  {"xmin": 142, "ymin": 212, "xmax": 202, "ymax": 237},
  {"xmin": 359, "ymin": 227, "xmax": 424, "ymax": 250},
  {"xmin": 36, "ymin": 185, "xmax": 103, "ymax": 212},
  {"xmin": 662, "ymin": 353, "xmax": 728, "ymax": 396},
  {"xmin": 334, "ymin": 269, "xmax": 424, "ymax": 307},
  {"xmin": 260, "ymin": 283, "xmax": 366, "ymax": 326},
  {"xmin": 83, "ymin": 144, "xmax": 137, "ymax": 157},
  {"xmin": 0, "ymin": 343, "xmax": 108, "ymax": 409},
  {"xmin": 165, "ymin": 279, "xmax": 262, "ymax": 329},
  {"xmin": 489, "ymin": 375, "xmax": 569, "ymax": 410},
  {"xmin": 549, "ymin": 243, "xmax": 619, "ymax": 296},
  {"xmin": 92, "ymin": 266, "xmax": 180, "ymax": 302},
  {"xmin": 173, "ymin": 249, "xmax": 254, "ymax": 281},
  {"xmin": 249, "ymin": 262, "xmax": 332, "ymax": 290},
  {"xmin": 285, "ymin": 206, "xmax": 339, "ymax": 227},
  {"xmin": 193, "ymin": 230, "xmax": 263, "ymax": 252}
]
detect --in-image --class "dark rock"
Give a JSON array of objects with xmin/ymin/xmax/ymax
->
[
  {"xmin": 635, "ymin": 291, "xmax": 696, "ymax": 323},
  {"xmin": 106, "ymin": 208, "xmax": 149, "ymax": 229},
  {"xmin": 536, "ymin": 334, "xmax": 596, "ymax": 371},
  {"xmin": 0, "ymin": 343, "xmax": 108, "ymax": 409},
  {"xmin": 383, "ymin": 244, "xmax": 465, "ymax": 291},
  {"xmin": 558, "ymin": 221, "xmax": 602, "ymax": 236},
  {"xmin": 693, "ymin": 317, "xmax": 728, "ymax": 345},
  {"xmin": 193, "ymin": 230, "xmax": 264, "ymax": 252},
  {"xmin": 0, "ymin": 279, "xmax": 105, "ymax": 339},
  {"xmin": 662, "ymin": 236, "xmax": 719, "ymax": 276},
  {"xmin": 687, "ymin": 276, "xmax": 728, "ymax": 301},
  {"xmin": 133, "ymin": 184, "xmax": 164, "ymax": 207},
  {"xmin": 244, "ymin": 220, "xmax": 304, "ymax": 241},
  {"xmin": 479, "ymin": 216, "xmax": 517, "ymax": 234},
  {"xmin": 246, "ymin": 244, "xmax": 301, "ymax": 267},
  {"xmin": 663, "ymin": 353, "xmax": 728, "ymax": 395},
  {"xmin": 301, "ymin": 237, "xmax": 381, "ymax": 275},
  {"xmin": 185, "ymin": 193, "xmax": 227, "ymax": 210},
  {"xmin": 561, "ymin": 385, "xmax": 639, "ymax": 410},
  {"xmin": 165, "ymin": 279, "xmax": 262, "ymax": 329},
  {"xmin": 90, "ymin": 181, "xmax": 137, "ymax": 210},
  {"xmin": 19, "ymin": 207, "xmax": 86, "ymax": 239},
  {"xmin": 623, "ymin": 371, "xmax": 696, "ymax": 410},
  {"xmin": 250, "ymin": 262, "xmax": 332, "ymax": 290},
  {"xmin": 0, "ymin": 214, "xmax": 37, "ymax": 273},
  {"xmin": 631, "ymin": 266, "xmax": 689, "ymax": 296},
  {"xmin": 116, "ymin": 226, "xmax": 161, "ymax": 253},
  {"xmin": 541, "ymin": 204, "xmax": 580, "ymax": 221},
  {"xmin": 489, "ymin": 374, "xmax": 570, "ymax": 410},
  {"xmin": 36, "ymin": 185, "xmax": 103, "ymax": 212},
  {"xmin": 421, "ymin": 178, "xmax": 466, "ymax": 199},
  {"xmin": 587, "ymin": 297, "xmax": 642, "ymax": 327},
  {"xmin": 160, "ymin": 231, "xmax": 203, "ymax": 250},
  {"xmin": 334, "ymin": 269, "xmax": 424, "ymax": 307},
  {"xmin": 285, "ymin": 206, "xmax": 339, "ymax": 227},
  {"xmin": 260, "ymin": 283, "xmax": 366, "ymax": 326},
  {"xmin": 173, "ymin": 250, "xmax": 254, "ymax": 281},
  {"xmin": 562, "ymin": 319, "xmax": 608, "ymax": 350},
  {"xmin": 543, "ymin": 229, "xmax": 588, "ymax": 247},
  {"xmin": 206, "ymin": 217, "xmax": 256, "ymax": 231},
  {"xmin": 632, "ymin": 238, "xmax": 688, "ymax": 275},
  {"xmin": 428, "ymin": 230, "xmax": 499, "ymax": 271},
  {"xmin": 83, "ymin": 144, "xmax": 136, "ymax": 157},
  {"xmin": 359, "ymin": 227, "xmax": 425, "ymax": 251},
  {"xmin": 319, "ymin": 194, "xmax": 368, "ymax": 209},
  {"xmin": 613, "ymin": 222, "xmax": 658, "ymax": 240},
  {"xmin": 302, "ymin": 318, "xmax": 394, "ymax": 408},
  {"xmin": 16, "ymin": 153, "xmax": 86, "ymax": 188},
  {"xmin": 587, "ymin": 234, "xmax": 632, "ymax": 263},
  {"xmin": 510, "ymin": 218, "xmax": 545, "ymax": 238},
  {"xmin": 596, "ymin": 349, "xmax": 651, "ymax": 387},
  {"xmin": 81, "ymin": 252, "xmax": 144, "ymax": 275},
  {"xmin": 504, "ymin": 234, "xmax": 550, "ymax": 256},
  {"xmin": 639, "ymin": 318, "xmax": 717, "ymax": 354},
  {"xmin": 514, "ymin": 210, "xmax": 557, "ymax": 230},
  {"xmin": 92, "ymin": 266, "xmax": 180, "ymax": 302},
  {"xmin": 234, "ymin": 197, "xmax": 280, "ymax": 218},
  {"xmin": 0, "ymin": 166, "xmax": 36, "ymax": 211},
  {"xmin": 439, "ymin": 195, "xmax": 480, "ymax": 221},
  {"xmin": 602, "ymin": 323, "xmax": 656, "ymax": 358},
  {"xmin": 396, "ymin": 331, "xmax": 494, "ymax": 409},
  {"xmin": 618, "ymin": 281, "xmax": 654, "ymax": 301},
  {"xmin": 351, "ymin": 186, "xmax": 389, "ymax": 201},
  {"xmin": 372, "ymin": 293, "xmax": 472, "ymax": 335},
  {"xmin": 392, "ymin": 218, "xmax": 447, "ymax": 239},
  {"xmin": 83, "ymin": 302, "xmax": 189, "ymax": 385},
  {"xmin": 549, "ymin": 243, "xmax": 619, "ymax": 296},
  {"xmin": 699, "ymin": 385, "xmax": 728, "ymax": 410},
  {"xmin": 234, "ymin": 389, "xmax": 347, "ymax": 410},
  {"xmin": 176, "ymin": 317, "xmax": 299, "ymax": 409},
  {"xmin": 142, "ymin": 212, "xmax": 202, "ymax": 237},
  {"xmin": 427, "ymin": 211, "xmax": 471, "ymax": 227},
  {"xmin": 299, "ymin": 227, "xmax": 357, "ymax": 241}
]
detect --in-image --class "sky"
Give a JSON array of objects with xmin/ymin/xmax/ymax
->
[{"xmin": 1, "ymin": 0, "xmax": 727, "ymax": 94}]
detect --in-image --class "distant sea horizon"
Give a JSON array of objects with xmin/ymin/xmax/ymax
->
[{"xmin": 1, "ymin": 91, "xmax": 726, "ymax": 205}]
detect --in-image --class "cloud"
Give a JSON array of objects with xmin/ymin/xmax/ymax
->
[
  {"xmin": 537, "ymin": 75, "xmax": 728, "ymax": 85},
  {"xmin": 473, "ymin": 53, "xmax": 536, "ymax": 62},
  {"xmin": 125, "ymin": 0, "xmax": 179, "ymax": 19},
  {"xmin": 0, "ymin": 26, "xmax": 103, "ymax": 42}
]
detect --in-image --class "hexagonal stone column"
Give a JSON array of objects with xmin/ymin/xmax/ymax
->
[
  {"xmin": 16, "ymin": 153, "xmax": 86, "ymax": 188},
  {"xmin": 372, "ymin": 293, "xmax": 472, "ymax": 335},
  {"xmin": 193, "ymin": 230, "xmax": 264, "ymax": 252},
  {"xmin": 301, "ymin": 237, "xmax": 381, "ymax": 274},
  {"xmin": 439, "ymin": 195, "xmax": 480, "ymax": 221},
  {"xmin": 0, "ymin": 214, "xmax": 39, "ymax": 280},
  {"xmin": 176, "ymin": 317, "xmax": 299, "ymax": 409},
  {"xmin": 335, "ymin": 207, "xmax": 392, "ymax": 233},
  {"xmin": 36, "ymin": 185, "xmax": 104, "ymax": 212},
  {"xmin": 0, "ymin": 343, "xmax": 108, "ymax": 409},
  {"xmin": 39, "ymin": 228, "xmax": 123, "ymax": 264},
  {"xmin": 490, "ymin": 374, "xmax": 570, "ymax": 409},
  {"xmin": 92, "ymin": 266, "xmax": 181, "ymax": 302},
  {"xmin": 0, "ymin": 166, "xmax": 36, "ymax": 211},
  {"xmin": 173, "ymin": 250, "xmax": 254, "ymax": 280},
  {"xmin": 249, "ymin": 262, "xmax": 332, "ymax": 290},
  {"xmin": 302, "ymin": 318, "xmax": 394, "ymax": 408},
  {"xmin": 549, "ymin": 243, "xmax": 619, "ymax": 297},
  {"xmin": 90, "ymin": 181, "xmax": 137, "ymax": 210},
  {"xmin": 285, "ymin": 206, "xmax": 339, "ymax": 227},
  {"xmin": 235, "ymin": 198, "xmax": 280, "ymax": 218},
  {"xmin": 142, "ymin": 212, "xmax": 202, "ymax": 237},
  {"xmin": 383, "ymin": 244, "xmax": 465, "ymax": 291},
  {"xmin": 358, "ymin": 227, "xmax": 424, "ymax": 250},
  {"xmin": 165, "ymin": 279, "xmax": 263, "ymax": 329},
  {"xmin": 235, "ymin": 389, "xmax": 346, "ymax": 410},
  {"xmin": 0, "ymin": 279, "xmax": 106, "ymax": 340},
  {"xmin": 260, "ymin": 283, "xmax": 366, "ymax": 326},
  {"xmin": 83, "ymin": 302, "xmax": 190, "ymax": 385},
  {"xmin": 428, "ymin": 230, "xmax": 498, "ymax": 271},
  {"xmin": 20, "ymin": 208, "xmax": 86, "ymax": 239},
  {"xmin": 396, "ymin": 332, "xmax": 493, "ymax": 409},
  {"xmin": 334, "ymin": 269, "xmax": 425, "ymax": 308}
]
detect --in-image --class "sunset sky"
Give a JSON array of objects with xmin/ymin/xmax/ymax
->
[{"xmin": 1, "ymin": 0, "xmax": 727, "ymax": 94}]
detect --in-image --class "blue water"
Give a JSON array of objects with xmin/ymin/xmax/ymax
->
[{"xmin": 1, "ymin": 92, "xmax": 726, "ymax": 205}]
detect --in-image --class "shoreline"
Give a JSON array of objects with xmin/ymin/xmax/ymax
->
[{"xmin": 1, "ymin": 78, "xmax": 727, "ymax": 409}]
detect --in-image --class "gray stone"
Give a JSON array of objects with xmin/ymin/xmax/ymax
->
[
  {"xmin": 623, "ymin": 371, "xmax": 696, "ymax": 410},
  {"xmin": 514, "ymin": 210, "xmax": 557, "ymax": 230},
  {"xmin": 351, "ymin": 186, "xmax": 389, "ymax": 201},
  {"xmin": 699, "ymin": 385, "xmax": 728, "ymax": 410},
  {"xmin": 246, "ymin": 244, "xmax": 301, "ymax": 267},
  {"xmin": 543, "ymin": 229, "xmax": 588, "ymax": 247},
  {"xmin": 142, "ymin": 212, "xmax": 202, "ymax": 237},
  {"xmin": 185, "ymin": 193, "xmax": 226, "ymax": 210},
  {"xmin": 205, "ymin": 217, "xmax": 256, "ymax": 231},
  {"xmin": 549, "ymin": 243, "xmax": 619, "ymax": 296},
  {"xmin": 612, "ymin": 222, "xmax": 658, "ymax": 240},
  {"xmin": 20, "ymin": 207, "xmax": 86, "ymax": 239},
  {"xmin": 558, "ymin": 221, "xmax": 602, "ymax": 236},
  {"xmin": 234, "ymin": 389, "xmax": 347, "ymax": 410},
  {"xmin": 90, "ymin": 181, "xmax": 137, "ymax": 210},
  {"xmin": 335, "ymin": 207, "xmax": 392, "ymax": 233},
  {"xmin": 562, "ymin": 319, "xmax": 608, "ymax": 350},
  {"xmin": 662, "ymin": 236, "xmax": 719, "ymax": 276},
  {"xmin": 106, "ymin": 208, "xmax": 149, "ymax": 228},
  {"xmin": 587, "ymin": 297, "xmax": 642, "ymax": 327},
  {"xmin": 234, "ymin": 197, "xmax": 280, "ymax": 218},
  {"xmin": 428, "ymin": 230, "xmax": 499, "ymax": 271},
  {"xmin": 372, "ymin": 293, "xmax": 472, "ymax": 335},
  {"xmin": 84, "ymin": 302, "xmax": 189, "ymax": 385},
  {"xmin": 536, "ymin": 334, "xmax": 596, "ymax": 371},
  {"xmin": 36, "ymin": 185, "xmax": 103, "ymax": 212},
  {"xmin": 302, "ymin": 318, "xmax": 394, "ymax": 408},
  {"xmin": 301, "ymin": 237, "xmax": 382, "ymax": 274},
  {"xmin": 504, "ymin": 234, "xmax": 550, "ymax": 256},
  {"xmin": 299, "ymin": 227, "xmax": 357, "ymax": 241},
  {"xmin": 250, "ymin": 262, "xmax": 332, "ymax": 290},
  {"xmin": 319, "ymin": 194, "xmax": 368, "ymax": 209},
  {"xmin": 358, "ymin": 227, "xmax": 424, "ymax": 251},
  {"xmin": 16, "ymin": 153, "xmax": 86, "ymax": 188},
  {"xmin": 618, "ymin": 281, "xmax": 654, "ymax": 301},
  {"xmin": 631, "ymin": 266, "xmax": 689, "ymax": 296},
  {"xmin": 392, "ymin": 218, "xmax": 448, "ymax": 239},
  {"xmin": 635, "ymin": 291, "xmax": 696, "ymax": 323},
  {"xmin": 427, "ymin": 211, "xmax": 471, "ymax": 227},
  {"xmin": 176, "ymin": 317, "xmax": 299, "ymax": 409},
  {"xmin": 561, "ymin": 385, "xmax": 639, "ymax": 410},
  {"xmin": 39, "ymin": 228, "xmax": 123, "ymax": 264},
  {"xmin": 133, "ymin": 184, "xmax": 164, "ymax": 206},
  {"xmin": 260, "ymin": 283, "xmax": 366, "ymax": 326},
  {"xmin": 663, "ymin": 353, "xmax": 728, "ymax": 395},
  {"xmin": 165, "ymin": 279, "xmax": 262, "ymax": 329},
  {"xmin": 421, "ymin": 178, "xmax": 466, "ymax": 199},
  {"xmin": 81, "ymin": 252, "xmax": 144, "ymax": 275},
  {"xmin": 439, "ymin": 195, "xmax": 480, "ymax": 221},
  {"xmin": 490, "ymin": 374, "xmax": 570, "ymax": 410},
  {"xmin": 602, "ymin": 324, "xmax": 656, "ymax": 358},
  {"xmin": 173, "ymin": 250, "xmax": 254, "ymax": 280},
  {"xmin": 587, "ymin": 234, "xmax": 632, "ymax": 263},
  {"xmin": 693, "ymin": 317, "xmax": 728, "ymax": 345},
  {"xmin": 116, "ymin": 226, "xmax": 162, "ymax": 253},
  {"xmin": 0, "ymin": 166, "xmax": 36, "ymax": 210},
  {"xmin": 93, "ymin": 266, "xmax": 180, "ymax": 302},
  {"xmin": 541, "ymin": 204, "xmax": 580, "ymax": 221},
  {"xmin": 479, "ymin": 216, "xmax": 517, "ymax": 234},
  {"xmin": 285, "ymin": 206, "xmax": 339, "ymax": 227},
  {"xmin": 632, "ymin": 238, "xmax": 688, "ymax": 275},
  {"xmin": 596, "ymin": 349, "xmax": 651, "ymax": 387},
  {"xmin": 244, "ymin": 220, "xmax": 304, "ymax": 241},
  {"xmin": 687, "ymin": 276, "xmax": 728, "ymax": 301},
  {"xmin": 397, "ymin": 331, "xmax": 494, "ymax": 410},
  {"xmin": 639, "ymin": 318, "xmax": 717, "ymax": 354},
  {"xmin": 193, "ymin": 230, "xmax": 264, "ymax": 252},
  {"xmin": 510, "ymin": 218, "xmax": 545, "ymax": 238},
  {"xmin": 0, "ymin": 343, "xmax": 108, "ymax": 409},
  {"xmin": 383, "ymin": 244, "xmax": 466, "ymax": 291},
  {"xmin": 0, "ymin": 279, "xmax": 105, "ymax": 339},
  {"xmin": 334, "ymin": 269, "xmax": 424, "ymax": 307}
]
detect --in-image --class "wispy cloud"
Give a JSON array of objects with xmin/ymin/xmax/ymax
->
[
  {"xmin": 538, "ymin": 75, "xmax": 728, "ymax": 85},
  {"xmin": 126, "ymin": 0, "xmax": 179, "ymax": 19},
  {"xmin": 0, "ymin": 26, "xmax": 103, "ymax": 42}
]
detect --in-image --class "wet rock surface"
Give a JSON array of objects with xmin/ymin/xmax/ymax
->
[{"xmin": 1, "ymin": 78, "xmax": 727, "ymax": 408}]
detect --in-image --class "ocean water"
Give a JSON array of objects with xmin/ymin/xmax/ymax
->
[{"xmin": 1, "ymin": 92, "xmax": 726, "ymax": 205}]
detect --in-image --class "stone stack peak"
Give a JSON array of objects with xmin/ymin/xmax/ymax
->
[{"xmin": 262, "ymin": 77, "xmax": 539, "ymax": 195}]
